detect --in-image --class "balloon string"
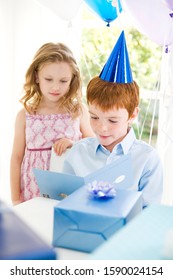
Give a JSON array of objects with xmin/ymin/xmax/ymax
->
[
  {"xmin": 159, "ymin": 45, "xmax": 173, "ymax": 141},
  {"xmin": 64, "ymin": 21, "xmax": 92, "ymax": 80},
  {"xmin": 163, "ymin": 12, "xmax": 173, "ymax": 50},
  {"xmin": 138, "ymin": 69, "xmax": 161, "ymax": 144},
  {"xmin": 149, "ymin": 84, "xmax": 160, "ymax": 145},
  {"xmin": 138, "ymin": 95, "xmax": 152, "ymax": 141},
  {"xmin": 115, "ymin": 0, "xmax": 124, "ymax": 32}
]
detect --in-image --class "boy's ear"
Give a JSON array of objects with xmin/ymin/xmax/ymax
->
[{"xmin": 129, "ymin": 107, "xmax": 139, "ymax": 124}]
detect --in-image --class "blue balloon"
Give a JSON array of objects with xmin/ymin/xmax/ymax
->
[{"xmin": 84, "ymin": 0, "xmax": 122, "ymax": 26}]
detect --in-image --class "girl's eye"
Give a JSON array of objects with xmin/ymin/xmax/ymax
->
[
  {"xmin": 109, "ymin": 120, "xmax": 118, "ymax": 123},
  {"xmin": 61, "ymin": 80, "xmax": 68, "ymax": 83},
  {"xmin": 45, "ymin": 78, "xmax": 52, "ymax": 81}
]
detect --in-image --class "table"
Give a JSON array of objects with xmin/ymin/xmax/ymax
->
[
  {"xmin": 14, "ymin": 197, "xmax": 89, "ymax": 260},
  {"xmin": 14, "ymin": 198, "xmax": 173, "ymax": 260}
]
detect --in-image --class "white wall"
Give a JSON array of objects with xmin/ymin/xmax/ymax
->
[
  {"xmin": 0, "ymin": 0, "xmax": 82, "ymax": 204},
  {"xmin": 0, "ymin": 0, "xmax": 16, "ymax": 204}
]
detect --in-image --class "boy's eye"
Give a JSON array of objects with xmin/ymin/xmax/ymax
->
[
  {"xmin": 90, "ymin": 116, "xmax": 98, "ymax": 120},
  {"xmin": 109, "ymin": 120, "xmax": 118, "ymax": 123}
]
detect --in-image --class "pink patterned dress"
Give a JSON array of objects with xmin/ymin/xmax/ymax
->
[{"xmin": 21, "ymin": 113, "xmax": 82, "ymax": 202}]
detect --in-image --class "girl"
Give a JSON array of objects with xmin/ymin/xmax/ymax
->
[{"xmin": 10, "ymin": 42, "xmax": 94, "ymax": 205}]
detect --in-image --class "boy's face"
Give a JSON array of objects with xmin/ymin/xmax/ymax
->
[{"xmin": 89, "ymin": 103, "xmax": 138, "ymax": 152}]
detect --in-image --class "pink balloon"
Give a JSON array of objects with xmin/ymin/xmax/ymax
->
[
  {"xmin": 163, "ymin": 0, "xmax": 173, "ymax": 10},
  {"xmin": 122, "ymin": 0, "xmax": 173, "ymax": 46}
]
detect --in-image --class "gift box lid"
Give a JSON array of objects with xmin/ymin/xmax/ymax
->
[
  {"xmin": 56, "ymin": 187, "xmax": 142, "ymax": 218},
  {"xmin": 34, "ymin": 153, "xmax": 133, "ymax": 200}
]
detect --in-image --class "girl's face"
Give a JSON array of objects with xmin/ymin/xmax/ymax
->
[
  {"xmin": 89, "ymin": 103, "xmax": 138, "ymax": 152},
  {"xmin": 36, "ymin": 61, "xmax": 73, "ymax": 103}
]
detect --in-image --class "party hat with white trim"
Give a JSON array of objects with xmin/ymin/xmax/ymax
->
[{"xmin": 99, "ymin": 31, "xmax": 133, "ymax": 83}]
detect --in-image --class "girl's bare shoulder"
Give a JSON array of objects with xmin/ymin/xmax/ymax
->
[{"xmin": 15, "ymin": 108, "xmax": 26, "ymax": 125}]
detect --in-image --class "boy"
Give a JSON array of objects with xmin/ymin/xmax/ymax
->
[{"xmin": 63, "ymin": 31, "xmax": 163, "ymax": 208}]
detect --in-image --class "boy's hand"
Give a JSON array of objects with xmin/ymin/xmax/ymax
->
[{"xmin": 53, "ymin": 138, "xmax": 73, "ymax": 156}]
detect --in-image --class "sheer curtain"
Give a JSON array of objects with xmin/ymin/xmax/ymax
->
[
  {"xmin": 0, "ymin": 0, "xmax": 82, "ymax": 204},
  {"xmin": 157, "ymin": 45, "xmax": 173, "ymax": 206}
]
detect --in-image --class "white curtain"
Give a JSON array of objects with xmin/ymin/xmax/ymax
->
[
  {"xmin": 121, "ymin": 0, "xmax": 173, "ymax": 206},
  {"xmin": 0, "ymin": 0, "xmax": 82, "ymax": 204},
  {"xmin": 157, "ymin": 44, "xmax": 173, "ymax": 206}
]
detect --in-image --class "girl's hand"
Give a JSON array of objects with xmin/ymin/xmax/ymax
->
[
  {"xmin": 12, "ymin": 199, "xmax": 23, "ymax": 206},
  {"xmin": 53, "ymin": 138, "xmax": 73, "ymax": 156}
]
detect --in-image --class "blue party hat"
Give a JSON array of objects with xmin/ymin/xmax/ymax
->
[{"xmin": 99, "ymin": 31, "xmax": 133, "ymax": 83}]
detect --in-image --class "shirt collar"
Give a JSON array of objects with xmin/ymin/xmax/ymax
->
[
  {"xmin": 94, "ymin": 127, "xmax": 136, "ymax": 155},
  {"xmin": 94, "ymin": 138, "xmax": 110, "ymax": 155},
  {"xmin": 117, "ymin": 127, "xmax": 136, "ymax": 154}
]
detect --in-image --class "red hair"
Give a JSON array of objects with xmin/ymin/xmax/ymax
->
[{"xmin": 87, "ymin": 76, "xmax": 139, "ymax": 117}]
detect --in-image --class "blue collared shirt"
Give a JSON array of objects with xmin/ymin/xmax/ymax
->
[{"xmin": 63, "ymin": 128, "xmax": 163, "ymax": 207}]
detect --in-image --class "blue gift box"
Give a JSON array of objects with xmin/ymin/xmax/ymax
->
[
  {"xmin": 52, "ymin": 186, "xmax": 142, "ymax": 253},
  {"xmin": 91, "ymin": 204, "xmax": 173, "ymax": 260},
  {"xmin": 0, "ymin": 201, "xmax": 57, "ymax": 260}
]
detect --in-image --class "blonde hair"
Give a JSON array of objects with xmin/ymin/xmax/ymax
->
[
  {"xmin": 20, "ymin": 42, "xmax": 82, "ymax": 117},
  {"xmin": 87, "ymin": 76, "xmax": 139, "ymax": 118}
]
